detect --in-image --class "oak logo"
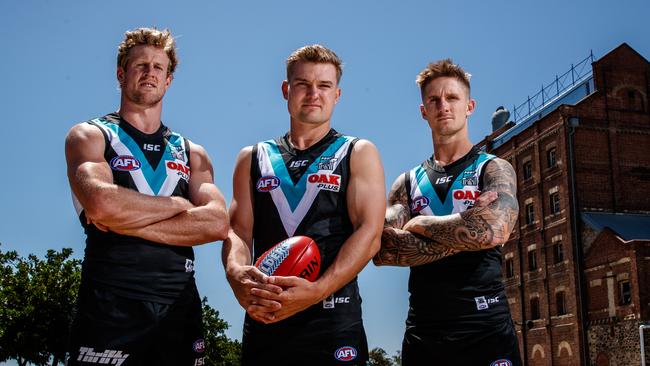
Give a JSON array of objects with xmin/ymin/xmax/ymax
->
[
  {"xmin": 167, "ymin": 161, "xmax": 190, "ymax": 182},
  {"xmin": 308, "ymin": 173, "xmax": 341, "ymax": 192}
]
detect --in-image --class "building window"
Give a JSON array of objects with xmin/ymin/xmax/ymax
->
[
  {"xmin": 547, "ymin": 148, "xmax": 557, "ymax": 168},
  {"xmin": 553, "ymin": 242, "xmax": 564, "ymax": 264},
  {"xmin": 505, "ymin": 258, "xmax": 514, "ymax": 278},
  {"xmin": 525, "ymin": 203, "xmax": 535, "ymax": 225},
  {"xmin": 550, "ymin": 193, "xmax": 561, "ymax": 215},
  {"xmin": 523, "ymin": 161, "xmax": 533, "ymax": 180},
  {"xmin": 528, "ymin": 250, "xmax": 537, "ymax": 271},
  {"xmin": 556, "ymin": 291, "xmax": 567, "ymax": 315},
  {"xmin": 530, "ymin": 297, "xmax": 540, "ymax": 320},
  {"xmin": 619, "ymin": 281, "xmax": 632, "ymax": 305}
]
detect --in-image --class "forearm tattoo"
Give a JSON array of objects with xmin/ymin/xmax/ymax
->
[
  {"xmin": 384, "ymin": 175, "xmax": 410, "ymax": 229},
  {"xmin": 416, "ymin": 158, "xmax": 519, "ymax": 251},
  {"xmin": 376, "ymin": 159, "xmax": 519, "ymax": 266},
  {"xmin": 375, "ymin": 227, "xmax": 458, "ymax": 266}
]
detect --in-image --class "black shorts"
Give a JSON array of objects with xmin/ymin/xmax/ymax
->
[
  {"xmin": 402, "ymin": 319, "xmax": 522, "ymax": 366},
  {"xmin": 242, "ymin": 318, "xmax": 368, "ymax": 366},
  {"xmin": 67, "ymin": 279, "xmax": 205, "ymax": 366}
]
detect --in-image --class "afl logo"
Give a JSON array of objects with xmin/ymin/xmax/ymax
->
[
  {"xmin": 192, "ymin": 339, "xmax": 205, "ymax": 353},
  {"xmin": 334, "ymin": 346, "xmax": 357, "ymax": 361},
  {"xmin": 410, "ymin": 196, "xmax": 430, "ymax": 213},
  {"xmin": 490, "ymin": 360, "xmax": 512, "ymax": 366},
  {"xmin": 256, "ymin": 176, "xmax": 280, "ymax": 192},
  {"xmin": 110, "ymin": 155, "xmax": 141, "ymax": 171}
]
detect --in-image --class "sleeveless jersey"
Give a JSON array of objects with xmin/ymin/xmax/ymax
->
[
  {"xmin": 247, "ymin": 129, "xmax": 360, "ymax": 329},
  {"xmin": 71, "ymin": 113, "xmax": 194, "ymax": 304},
  {"xmin": 404, "ymin": 147, "xmax": 511, "ymax": 329}
]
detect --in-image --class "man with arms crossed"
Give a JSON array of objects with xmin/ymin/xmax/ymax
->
[
  {"xmin": 374, "ymin": 59, "xmax": 521, "ymax": 366},
  {"xmin": 65, "ymin": 28, "xmax": 229, "ymax": 365},
  {"xmin": 223, "ymin": 45, "xmax": 385, "ymax": 365}
]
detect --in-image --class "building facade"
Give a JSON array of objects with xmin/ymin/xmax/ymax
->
[{"xmin": 478, "ymin": 43, "xmax": 650, "ymax": 366}]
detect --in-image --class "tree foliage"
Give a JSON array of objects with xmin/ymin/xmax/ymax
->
[
  {"xmin": 201, "ymin": 297, "xmax": 241, "ymax": 366},
  {"xmin": 0, "ymin": 246, "xmax": 81, "ymax": 366},
  {"xmin": 369, "ymin": 347, "xmax": 401, "ymax": 366},
  {"xmin": 0, "ymin": 245, "xmax": 241, "ymax": 366}
]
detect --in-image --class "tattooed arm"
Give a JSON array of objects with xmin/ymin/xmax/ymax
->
[
  {"xmin": 403, "ymin": 158, "xmax": 518, "ymax": 251},
  {"xmin": 374, "ymin": 173, "xmax": 460, "ymax": 266}
]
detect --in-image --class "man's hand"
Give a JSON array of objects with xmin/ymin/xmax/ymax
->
[
  {"xmin": 226, "ymin": 264, "xmax": 282, "ymax": 317},
  {"xmin": 249, "ymin": 275, "xmax": 324, "ymax": 323}
]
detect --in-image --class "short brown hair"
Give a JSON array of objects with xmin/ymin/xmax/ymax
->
[
  {"xmin": 286, "ymin": 45, "xmax": 343, "ymax": 83},
  {"xmin": 416, "ymin": 59, "xmax": 471, "ymax": 96},
  {"xmin": 117, "ymin": 27, "xmax": 178, "ymax": 76}
]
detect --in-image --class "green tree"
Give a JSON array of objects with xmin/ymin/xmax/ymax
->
[
  {"xmin": 0, "ymin": 246, "xmax": 81, "ymax": 366},
  {"xmin": 0, "ymin": 246, "xmax": 242, "ymax": 366},
  {"xmin": 201, "ymin": 297, "xmax": 241, "ymax": 366},
  {"xmin": 369, "ymin": 347, "xmax": 394, "ymax": 366}
]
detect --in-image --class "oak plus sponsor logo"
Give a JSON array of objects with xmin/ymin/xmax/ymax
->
[
  {"xmin": 308, "ymin": 173, "xmax": 341, "ymax": 192},
  {"xmin": 453, "ymin": 189, "xmax": 481, "ymax": 207},
  {"xmin": 110, "ymin": 155, "xmax": 141, "ymax": 172},
  {"xmin": 490, "ymin": 359, "xmax": 513, "ymax": 366},
  {"xmin": 76, "ymin": 347, "xmax": 129, "ymax": 366},
  {"xmin": 256, "ymin": 176, "xmax": 280, "ymax": 192},
  {"xmin": 410, "ymin": 196, "xmax": 430, "ymax": 213},
  {"xmin": 166, "ymin": 161, "xmax": 191, "ymax": 182},
  {"xmin": 334, "ymin": 346, "xmax": 357, "ymax": 361}
]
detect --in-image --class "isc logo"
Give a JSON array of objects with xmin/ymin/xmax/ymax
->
[
  {"xmin": 256, "ymin": 176, "xmax": 280, "ymax": 192},
  {"xmin": 334, "ymin": 346, "xmax": 357, "ymax": 361},
  {"xmin": 410, "ymin": 196, "xmax": 430, "ymax": 212},
  {"xmin": 289, "ymin": 160, "xmax": 309, "ymax": 168},
  {"xmin": 490, "ymin": 360, "xmax": 512, "ymax": 366},
  {"xmin": 110, "ymin": 155, "xmax": 141, "ymax": 171},
  {"xmin": 435, "ymin": 176, "xmax": 453, "ymax": 184}
]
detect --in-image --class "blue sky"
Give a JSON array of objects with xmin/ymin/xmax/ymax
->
[{"xmin": 1, "ymin": 0, "xmax": 649, "ymax": 361}]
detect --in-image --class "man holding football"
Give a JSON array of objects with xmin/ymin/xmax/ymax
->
[
  {"xmin": 374, "ymin": 59, "xmax": 522, "ymax": 365},
  {"xmin": 222, "ymin": 44, "xmax": 385, "ymax": 365}
]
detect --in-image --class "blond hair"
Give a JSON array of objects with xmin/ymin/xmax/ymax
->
[
  {"xmin": 117, "ymin": 27, "xmax": 178, "ymax": 76},
  {"xmin": 286, "ymin": 44, "xmax": 343, "ymax": 83},
  {"xmin": 416, "ymin": 59, "xmax": 471, "ymax": 96}
]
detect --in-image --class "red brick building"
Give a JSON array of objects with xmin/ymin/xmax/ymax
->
[{"xmin": 478, "ymin": 43, "xmax": 650, "ymax": 366}]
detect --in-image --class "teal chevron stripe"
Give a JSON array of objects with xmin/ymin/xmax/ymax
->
[{"xmin": 264, "ymin": 136, "xmax": 351, "ymax": 212}]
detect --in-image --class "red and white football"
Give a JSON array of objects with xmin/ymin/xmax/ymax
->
[{"xmin": 254, "ymin": 236, "xmax": 321, "ymax": 282}]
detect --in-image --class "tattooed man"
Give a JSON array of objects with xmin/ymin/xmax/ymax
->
[{"xmin": 374, "ymin": 59, "xmax": 522, "ymax": 366}]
